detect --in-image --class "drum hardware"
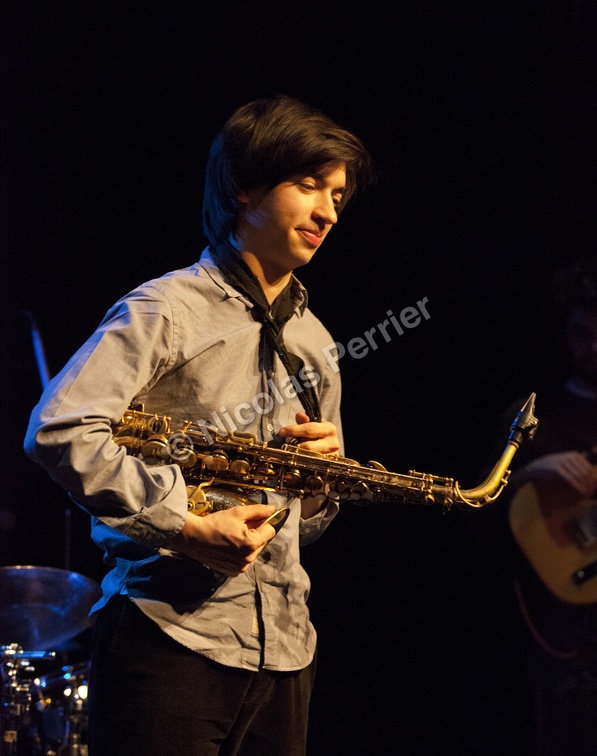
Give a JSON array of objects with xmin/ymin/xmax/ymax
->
[
  {"xmin": 1, "ymin": 644, "xmax": 55, "ymax": 756},
  {"xmin": 35, "ymin": 664, "xmax": 90, "ymax": 756},
  {"xmin": 0, "ymin": 568, "xmax": 99, "ymax": 755}
]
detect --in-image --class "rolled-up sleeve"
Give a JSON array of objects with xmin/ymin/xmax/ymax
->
[{"xmin": 23, "ymin": 290, "xmax": 188, "ymax": 548}]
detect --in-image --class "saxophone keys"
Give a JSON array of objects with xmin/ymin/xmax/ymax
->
[
  {"xmin": 186, "ymin": 484, "xmax": 212, "ymax": 516},
  {"xmin": 170, "ymin": 437, "xmax": 197, "ymax": 468},
  {"xmin": 147, "ymin": 415, "xmax": 170, "ymax": 435},
  {"xmin": 283, "ymin": 468, "xmax": 303, "ymax": 490},
  {"xmin": 229, "ymin": 458, "xmax": 251, "ymax": 477},
  {"xmin": 304, "ymin": 475, "xmax": 325, "ymax": 495},
  {"xmin": 252, "ymin": 463, "xmax": 276, "ymax": 481},
  {"xmin": 202, "ymin": 451, "xmax": 229, "ymax": 472},
  {"xmin": 366, "ymin": 460, "xmax": 388, "ymax": 471},
  {"xmin": 140, "ymin": 436, "xmax": 170, "ymax": 460},
  {"xmin": 327, "ymin": 479, "xmax": 351, "ymax": 501},
  {"xmin": 350, "ymin": 481, "xmax": 374, "ymax": 501},
  {"xmin": 175, "ymin": 449, "xmax": 197, "ymax": 468}
]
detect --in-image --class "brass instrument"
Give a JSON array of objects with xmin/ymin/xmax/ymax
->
[{"xmin": 112, "ymin": 394, "xmax": 538, "ymax": 525}]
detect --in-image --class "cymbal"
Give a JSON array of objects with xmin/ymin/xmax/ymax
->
[{"xmin": 0, "ymin": 565, "xmax": 102, "ymax": 651}]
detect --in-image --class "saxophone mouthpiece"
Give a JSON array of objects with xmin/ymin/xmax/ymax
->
[{"xmin": 508, "ymin": 392, "xmax": 539, "ymax": 446}]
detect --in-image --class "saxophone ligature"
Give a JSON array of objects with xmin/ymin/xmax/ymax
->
[{"xmin": 112, "ymin": 393, "xmax": 538, "ymax": 526}]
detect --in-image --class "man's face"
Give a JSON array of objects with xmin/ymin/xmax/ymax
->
[
  {"xmin": 566, "ymin": 307, "xmax": 597, "ymax": 385},
  {"xmin": 237, "ymin": 161, "xmax": 346, "ymax": 278}
]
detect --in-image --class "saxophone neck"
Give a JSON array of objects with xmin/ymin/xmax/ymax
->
[{"xmin": 455, "ymin": 392, "xmax": 539, "ymax": 508}]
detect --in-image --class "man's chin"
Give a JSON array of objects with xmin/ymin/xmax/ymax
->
[{"xmin": 290, "ymin": 247, "xmax": 318, "ymax": 269}]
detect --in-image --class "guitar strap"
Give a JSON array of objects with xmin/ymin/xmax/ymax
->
[{"xmin": 514, "ymin": 579, "xmax": 577, "ymax": 660}]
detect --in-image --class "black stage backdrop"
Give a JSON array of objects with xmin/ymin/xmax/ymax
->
[{"xmin": 1, "ymin": 4, "xmax": 596, "ymax": 754}]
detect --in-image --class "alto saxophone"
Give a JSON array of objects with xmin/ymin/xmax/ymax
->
[{"xmin": 112, "ymin": 394, "xmax": 538, "ymax": 528}]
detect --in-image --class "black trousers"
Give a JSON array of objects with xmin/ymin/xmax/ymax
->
[{"xmin": 88, "ymin": 595, "xmax": 316, "ymax": 756}]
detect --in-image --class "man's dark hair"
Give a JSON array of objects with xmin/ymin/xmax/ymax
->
[
  {"xmin": 531, "ymin": 256, "xmax": 597, "ymax": 388},
  {"xmin": 549, "ymin": 257, "xmax": 597, "ymax": 318},
  {"xmin": 202, "ymin": 93, "xmax": 376, "ymax": 247}
]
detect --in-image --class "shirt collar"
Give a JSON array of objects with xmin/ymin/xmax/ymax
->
[{"xmin": 198, "ymin": 247, "xmax": 309, "ymax": 316}]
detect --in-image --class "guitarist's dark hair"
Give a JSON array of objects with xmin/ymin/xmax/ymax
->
[
  {"xmin": 549, "ymin": 256, "xmax": 597, "ymax": 316},
  {"xmin": 534, "ymin": 256, "xmax": 597, "ymax": 389}
]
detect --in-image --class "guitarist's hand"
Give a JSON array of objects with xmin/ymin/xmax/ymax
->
[
  {"xmin": 524, "ymin": 451, "xmax": 597, "ymax": 498},
  {"xmin": 168, "ymin": 504, "xmax": 277, "ymax": 576}
]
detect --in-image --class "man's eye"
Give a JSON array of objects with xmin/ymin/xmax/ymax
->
[{"xmin": 299, "ymin": 182, "xmax": 315, "ymax": 191}]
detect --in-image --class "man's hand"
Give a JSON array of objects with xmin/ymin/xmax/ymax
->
[
  {"xmin": 168, "ymin": 504, "xmax": 277, "ymax": 576},
  {"xmin": 278, "ymin": 412, "xmax": 340, "ymax": 454},
  {"xmin": 278, "ymin": 412, "xmax": 341, "ymax": 518},
  {"xmin": 524, "ymin": 451, "xmax": 597, "ymax": 498}
]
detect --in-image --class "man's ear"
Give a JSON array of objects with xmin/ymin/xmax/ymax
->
[{"xmin": 238, "ymin": 187, "xmax": 267, "ymax": 206}]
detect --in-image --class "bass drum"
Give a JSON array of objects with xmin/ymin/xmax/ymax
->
[{"xmin": 35, "ymin": 662, "xmax": 90, "ymax": 756}]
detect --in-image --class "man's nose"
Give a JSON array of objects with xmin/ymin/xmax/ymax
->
[{"xmin": 313, "ymin": 194, "xmax": 338, "ymax": 225}]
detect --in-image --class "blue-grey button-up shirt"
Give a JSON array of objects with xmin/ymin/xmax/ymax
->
[{"xmin": 24, "ymin": 248, "xmax": 342, "ymax": 671}]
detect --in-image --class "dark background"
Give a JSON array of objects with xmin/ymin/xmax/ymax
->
[{"xmin": 1, "ymin": 3, "xmax": 596, "ymax": 754}]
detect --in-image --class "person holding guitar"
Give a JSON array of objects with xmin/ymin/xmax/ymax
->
[{"xmin": 485, "ymin": 258, "xmax": 597, "ymax": 755}]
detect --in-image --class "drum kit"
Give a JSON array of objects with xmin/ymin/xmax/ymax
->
[{"xmin": 0, "ymin": 565, "xmax": 102, "ymax": 755}]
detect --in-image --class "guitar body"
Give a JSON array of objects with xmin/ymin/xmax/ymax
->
[{"xmin": 509, "ymin": 474, "xmax": 597, "ymax": 604}]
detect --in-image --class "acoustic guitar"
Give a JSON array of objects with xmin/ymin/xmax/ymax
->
[{"xmin": 509, "ymin": 459, "xmax": 597, "ymax": 604}]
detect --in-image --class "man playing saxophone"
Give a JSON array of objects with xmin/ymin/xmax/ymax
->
[{"xmin": 24, "ymin": 94, "xmax": 375, "ymax": 756}]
